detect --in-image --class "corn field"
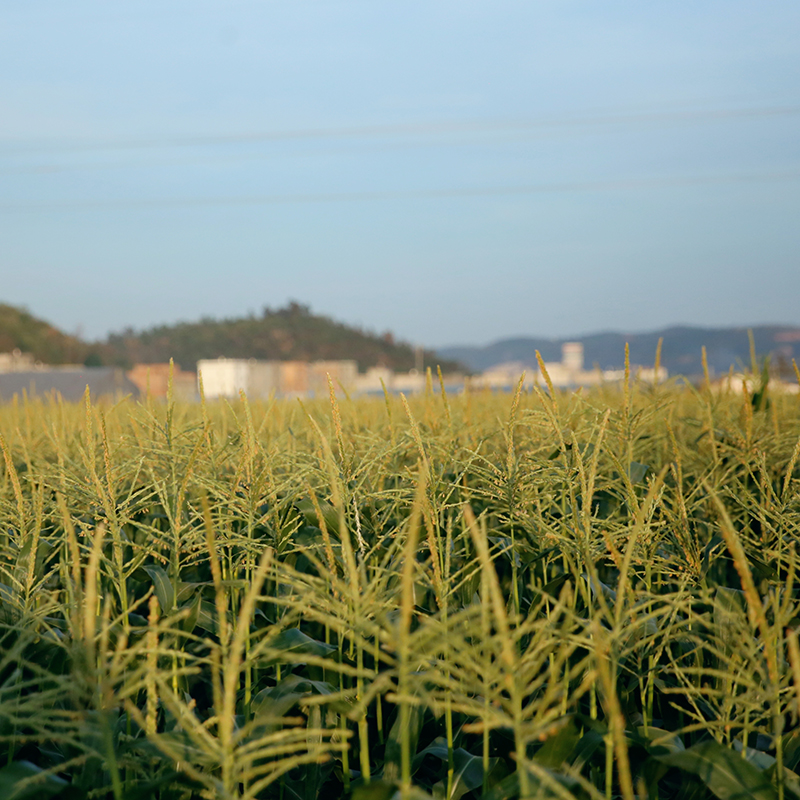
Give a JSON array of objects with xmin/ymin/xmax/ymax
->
[{"xmin": 2, "ymin": 359, "xmax": 800, "ymax": 800}]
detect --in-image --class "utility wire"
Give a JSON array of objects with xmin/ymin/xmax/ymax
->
[
  {"xmin": 2, "ymin": 103, "xmax": 798, "ymax": 157},
  {"xmin": 2, "ymin": 168, "xmax": 799, "ymax": 213}
]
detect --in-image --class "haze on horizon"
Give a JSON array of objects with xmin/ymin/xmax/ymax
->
[{"xmin": 1, "ymin": 0, "xmax": 799, "ymax": 349}]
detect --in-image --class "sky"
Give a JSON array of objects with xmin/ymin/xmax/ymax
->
[{"xmin": 1, "ymin": 0, "xmax": 799, "ymax": 348}]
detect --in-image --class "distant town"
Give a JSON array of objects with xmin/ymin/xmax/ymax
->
[
  {"xmin": 0, "ymin": 342, "xmax": 670, "ymax": 403},
  {"xmin": 2, "ymin": 300, "xmax": 799, "ymax": 404}
]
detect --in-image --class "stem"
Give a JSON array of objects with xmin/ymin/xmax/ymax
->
[
  {"xmin": 605, "ymin": 734, "xmax": 613, "ymax": 800},
  {"xmin": 357, "ymin": 643, "xmax": 371, "ymax": 784},
  {"xmin": 445, "ymin": 692, "xmax": 454, "ymax": 798},
  {"xmin": 339, "ymin": 634, "xmax": 350, "ymax": 792},
  {"xmin": 374, "ymin": 636, "xmax": 384, "ymax": 744},
  {"xmin": 102, "ymin": 711, "xmax": 124, "ymax": 800}
]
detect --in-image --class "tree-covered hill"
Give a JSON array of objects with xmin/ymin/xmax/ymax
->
[
  {"xmin": 0, "ymin": 301, "xmax": 463, "ymax": 372},
  {"xmin": 0, "ymin": 303, "xmax": 90, "ymax": 365},
  {"xmin": 102, "ymin": 302, "xmax": 463, "ymax": 372}
]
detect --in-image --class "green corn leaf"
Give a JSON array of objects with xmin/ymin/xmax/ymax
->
[
  {"xmin": 383, "ymin": 705, "xmax": 423, "ymax": 783},
  {"xmin": 0, "ymin": 760, "xmax": 68, "ymax": 800},
  {"xmin": 765, "ymin": 764, "xmax": 800, "ymax": 800},
  {"xmin": 533, "ymin": 572, "xmax": 570, "ymax": 601},
  {"xmin": 261, "ymin": 628, "xmax": 338, "ymax": 663},
  {"xmin": 195, "ymin": 598, "xmax": 218, "ymax": 633},
  {"xmin": 411, "ymin": 736, "xmax": 450, "ymax": 770},
  {"xmin": 634, "ymin": 725, "xmax": 685, "ymax": 755},
  {"xmin": 481, "ymin": 765, "xmax": 579, "ymax": 800},
  {"xmin": 177, "ymin": 588, "xmax": 203, "ymax": 633},
  {"xmin": 444, "ymin": 748, "xmax": 500, "ymax": 800},
  {"xmin": 658, "ymin": 740, "xmax": 778, "ymax": 800},
  {"xmin": 352, "ymin": 784, "xmax": 431, "ymax": 800},
  {"xmin": 628, "ymin": 461, "xmax": 650, "ymax": 483},
  {"xmin": 142, "ymin": 564, "xmax": 175, "ymax": 612},
  {"xmin": 113, "ymin": 770, "xmax": 203, "ymax": 800},
  {"xmin": 253, "ymin": 674, "xmax": 337, "ymax": 720},
  {"xmin": 570, "ymin": 729, "xmax": 605, "ymax": 772},
  {"xmin": 412, "ymin": 737, "xmax": 501, "ymax": 800},
  {"xmin": 534, "ymin": 716, "xmax": 581, "ymax": 768},
  {"xmin": 351, "ymin": 780, "xmax": 398, "ymax": 800}
]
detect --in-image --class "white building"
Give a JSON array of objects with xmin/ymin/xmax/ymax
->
[
  {"xmin": 355, "ymin": 366, "xmax": 395, "ymax": 393},
  {"xmin": 561, "ymin": 342, "xmax": 584, "ymax": 373},
  {"xmin": 472, "ymin": 341, "xmax": 667, "ymax": 391},
  {"xmin": 472, "ymin": 362, "xmax": 536, "ymax": 390},
  {"xmin": 197, "ymin": 357, "xmax": 363, "ymax": 399},
  {"xmin": 310, "ymin": 360, "xmax": 358, "ymax": 394},
  {"xmin": 354, "ymin": 367, "xmax": 429, "ymax": 394},
  {"xmin": 0, "ymin": 349, "xmax": 36, "ymax": 372},
  {"xmin": 197, "ymin": 358, "xmax": 281, "ymax": 400}
]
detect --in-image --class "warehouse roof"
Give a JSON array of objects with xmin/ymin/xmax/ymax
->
[{"xmin": 0, "ymin": 367, "xmax": 140, "ymax": 403}]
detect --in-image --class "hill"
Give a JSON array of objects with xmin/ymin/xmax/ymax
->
[
  {"xmin": 0, "ymin": 303, "xmax": 92, "ymax": 365},
  {"xmin": 102, "ymin": 302, "xmax": 463, "ymax": 373},
  {"xmin": 436, "ymin": 324, "xmax": 800, "ymax": 378},
  {"xmin": 5, "ymin": 302, "xmax": 798, "ymax": 380}
]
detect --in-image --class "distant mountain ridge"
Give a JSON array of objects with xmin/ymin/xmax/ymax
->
[{"xmin": 436, "ymin": 325, "xmax": 800, "ymax": 378}]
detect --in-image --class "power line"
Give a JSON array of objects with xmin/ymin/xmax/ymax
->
[
  {"xmin": 2, "ymin": 169, "xmax": 799, "ymax": 213},
  {"xmin": 2, "ymin": 103, "xmax": 798, "ymax": 157}
]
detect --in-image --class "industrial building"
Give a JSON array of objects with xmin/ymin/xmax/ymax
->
[
  {"xmin": 0, "ymin": 366, "xmax": 139, "ymax": 403},
  {"xmin": 471, "ymin": 342, "xmax": 668, "ymax": 390},
  {"xmin": 196, "ymin": 357, "xmax": 359, "ymax": 400}
]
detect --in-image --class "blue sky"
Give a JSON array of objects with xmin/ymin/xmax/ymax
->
[{"xmin": 1, "ymin": 0, "xmax": 799, "ymax": 347}]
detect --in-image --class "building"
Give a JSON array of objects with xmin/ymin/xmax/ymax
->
[
  {"xmin": 472, "ymin": 362, "xmax": 535, "ymax": 391},
  {"xmin": 197, "ymin": 358, "xmax": 282, "ymax": 400},
  {"xmin": 310, "ymin": 360, "xmax": 358, "ymax": 395},
  {"xmin": 352, "ymin": 366, "xmax": 456, "ymax": 395},
  {"xmin": 711, "ymin": 372, "xmax": 800, "ymax": 395},
  {"xmin": 127, "ymin": 363, "xmax": 197, "ymax": 402},
  {"xmin": 0, "ymin": 367, "xmax": 140, "ymax": 403},
  {"xmin": 355, "ymin": 366, "xmax": 396, "ymax": 394},
  {"xmin": 561, "ymin": 342, "xmax": 584, "ymax": 372},
  {"xmin": 471, "ymin": 342, "xmax": 667, "ymax": 391},
  {"xmin": 197, "ymin": 358, "xmax": 362, "ymax": 400},
  {"xmin": 0, "ymin": 349, "xmax": 36, "ymax": 372},
  {"xmin": 279, "ymin": 361, "xmax": 310, "ymax": 396}
]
